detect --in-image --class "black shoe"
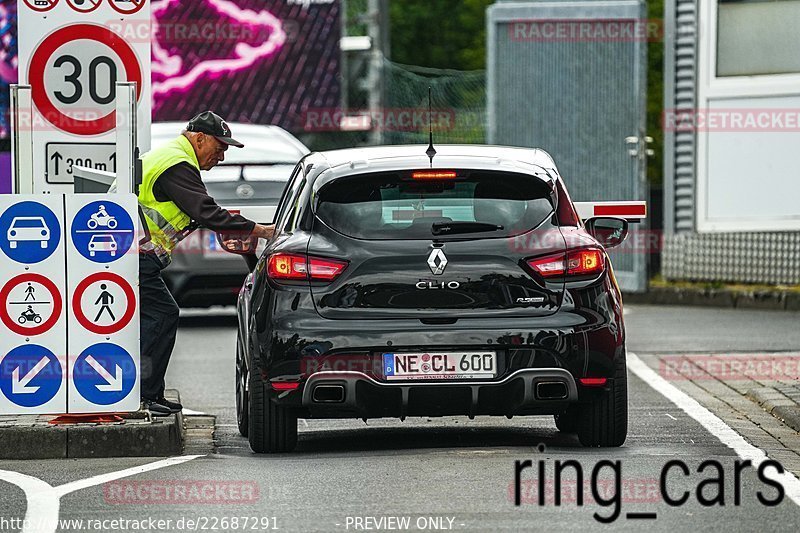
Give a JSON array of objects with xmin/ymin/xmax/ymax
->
[
  {"xmin": 157, "ymin": 397, "xmax": 183, "ymax": 413},
  {"xmin": 141, "ymin": 399, "xmax": 172, "ymax": 417}
]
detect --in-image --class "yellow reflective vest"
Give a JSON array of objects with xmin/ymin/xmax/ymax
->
[{"xmin": 138, "ymin": 135, "xmax": 199, "ymax": 264}]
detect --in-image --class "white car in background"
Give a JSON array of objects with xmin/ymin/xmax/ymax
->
[{"xmin": 151, "ymin": 122, "xmax": 310, "ymax": 308}]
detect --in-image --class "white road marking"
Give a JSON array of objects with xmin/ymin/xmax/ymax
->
[
  {"xmin": 0, "ymin": 470, "xmax": 59, "ymax": 533},
  {"xmin": 628, "ymin": 352, "xmax": 800, "ymax": 507},
  {"xmin": 53, "ymin": 455, "xmax": 202, "ymax": 496},
  {"xmin": 664, "ymin": 413, "xmax": 677, "ymax": 421},
  {"xmin": 0, "ymin": 455, "xmax": 202, "ymax": 533}
]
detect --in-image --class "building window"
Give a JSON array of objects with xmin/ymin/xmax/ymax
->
[{"xmin": 717, "ymin": 0, "xmax": 800, "ymax": 76}]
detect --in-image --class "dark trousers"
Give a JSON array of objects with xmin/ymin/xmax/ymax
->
[{"xmin": 139, "ymin": 253, "xmax": 180, "ymax": 400}]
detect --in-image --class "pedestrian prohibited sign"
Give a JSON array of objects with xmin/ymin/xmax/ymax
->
[
  {"xmin": 72, "ymin": 272, "xmax": 136, "ymax": 335},
  {"xmin": 0, "ymin": 273, "xmax": 63, "ymax": 336},
  {"xmin": 0, "ymin": 344, "xmax": 63, "ymax": 408},
  {"xmin": 0, "ymin": 201, "xmax": 62, "ymax": 264},
  {"xmin": 70, "ymin": 200, "xmax": 135, "ymax": 263}
]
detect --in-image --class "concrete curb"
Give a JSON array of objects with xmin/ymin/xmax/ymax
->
[
  {"xmin": 0, "ymin": 390, "xmax": 185, "ymax": 460},
  {"xmin": 747, "ymin": 387, "xmax": 800, "ymax": 434},
  {"xmin": 623, "ymin": 286, "xmax": 800, "ymax": 311}
]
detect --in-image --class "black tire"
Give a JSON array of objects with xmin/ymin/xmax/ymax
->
[
  {"xmin": 577, "ymin": 350, "xmax": 628, "ymax": 447},
  {"xmin": 554, "ymin": 405, "xmax": 579, "ymax": 433},
  {"xmin": 248, "ymin": 362, "xmax": 298, "ymax": 453},
  {"xmin": 235, "ymin": 335, "xmax": 249, "ymax": 437}
]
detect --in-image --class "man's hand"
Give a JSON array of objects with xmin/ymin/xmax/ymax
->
[{"xmin": 251, "ymin": 223, "xmax": 275, "ymax": 240}]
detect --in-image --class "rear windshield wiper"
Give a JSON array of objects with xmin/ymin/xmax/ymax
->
[{"xmin": 431, "ymin": 221, "xmax": 504, "ymax": 236}]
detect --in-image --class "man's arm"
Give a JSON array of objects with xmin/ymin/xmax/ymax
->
[{"xmin": 155, "ymin": 162, "xmax": 273, "ymax": 239}]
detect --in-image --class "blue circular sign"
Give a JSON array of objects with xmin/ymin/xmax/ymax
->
[
  {"xmin": 0, "ymin": 201, "xmax": 61, "ymax": 264},
  {"xmin": 74, "ymin": 343, "xmax": 136, "ymax": 405},
  {"xmin": 0, "ymin": 344, "xmax": 62, "ymax": 407},
  {"xmin": 71, "ymin": 201, "xmax": 134, "ymax": 263}
]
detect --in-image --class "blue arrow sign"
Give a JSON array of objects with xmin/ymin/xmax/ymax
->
[
  {"xmin": 71, "ymin": 201, "xmax": 134, "ymax": 263},
  {"xmin": 73, "ymin": 343, "xmax": 136, "ymax": 405},
  {"xmin": 0, "ymin": 345, "xmax": 62, "ymax": 407},
  {"xmin": 0, "ymin": 201, "xmax": 61, "ymax": 264}
]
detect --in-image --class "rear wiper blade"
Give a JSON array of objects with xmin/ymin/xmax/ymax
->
[{"xmin": 431, "ymin": 221, "xmax": 504, "ymax": 236}]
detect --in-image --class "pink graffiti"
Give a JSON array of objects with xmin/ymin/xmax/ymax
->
[{"xmin": 151, "ymin": 0, "xmax": 286, "ymax": 96}]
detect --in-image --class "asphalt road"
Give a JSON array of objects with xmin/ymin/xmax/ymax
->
[{"xmin": 1, "ymin": 305, "xmax": 800, "ymax": 532}]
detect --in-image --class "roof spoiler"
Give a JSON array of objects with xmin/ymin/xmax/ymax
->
[{"xmin": 573, "ymin": 201, "xmax": 647, "ymax": 223}]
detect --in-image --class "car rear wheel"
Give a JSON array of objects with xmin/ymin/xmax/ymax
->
[
  {"xmin": 577, "ymin": 350, "xmax": 628, "ymax": 447},
  {"xmin": 235, "ymin": 335, "xmax": 248, "ymax": 437},
  {"xmin": 248, "ymin": 362, "xmax": 298, "ymax": 453}
]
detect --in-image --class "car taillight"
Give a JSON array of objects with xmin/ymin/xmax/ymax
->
[
  {"xmin": 411, "ymin": 170, "xmax": 457, "ymax": 180},
  {"xmin": 268, "ymin": 253, "xmax": 347, "ymax": 282},
  {"xmin": 579, "ymin": 377, "xmax": 608, "ymax": 387},
  {"xmin": 527, "ymin": 248, "xmax": 605, "ymax": 278}
]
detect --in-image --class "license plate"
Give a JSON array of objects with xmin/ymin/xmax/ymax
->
[
  {"xmin": 382, "ymin": 352, "xmax": 496, "ymax": 381},
  {"xmin": 203, "ymin": 231, "xmax": 230, "ymax": 258}
]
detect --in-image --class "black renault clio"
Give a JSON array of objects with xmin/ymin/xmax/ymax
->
[{"xmin": 228, "ymin": 145, "xmax": 639, "ymax": 453}]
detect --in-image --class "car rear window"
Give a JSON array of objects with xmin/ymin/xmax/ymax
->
[{"xmin": 315, "ymin": 170, "xmax": 555, "ymax": 240}]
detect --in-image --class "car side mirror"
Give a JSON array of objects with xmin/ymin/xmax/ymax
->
[
  {"xmin": 584, "ymin": 217, "xmax": 628, "ymax": 249},
  {"xmin": 215, "ymin": 231, "xmax": 258, "ymax": 255}
]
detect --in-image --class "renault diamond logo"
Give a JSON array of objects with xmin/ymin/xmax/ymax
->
[{"xmin": 427, "ymin": 248, "xmax": 448, "ymax": 275}]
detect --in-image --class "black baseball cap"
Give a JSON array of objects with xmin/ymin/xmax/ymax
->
[{"xmin": 186, "ymin": 111, "xmax": 244, "ymax": 148}]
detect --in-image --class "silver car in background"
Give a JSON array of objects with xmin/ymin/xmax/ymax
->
[{"xmin": 150, "ymin": 122, "xmax": 309, "ymax": 308}]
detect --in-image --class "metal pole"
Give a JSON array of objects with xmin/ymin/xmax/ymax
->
[
  {"xmin": 115, "ymin": 82, "xmax": 137, "ymax": 195},
  {"xmin": 367, "ymin": 0, "xmax": 384, "ymax": 145},
  {"xmin": 10, "ymin": 85, "xmax": 34, "ymax": 194}
]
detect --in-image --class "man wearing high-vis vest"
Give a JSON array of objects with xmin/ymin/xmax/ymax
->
[{"xmin": 139, "ymin": 111, "xmax": 275, "ymax": 416}]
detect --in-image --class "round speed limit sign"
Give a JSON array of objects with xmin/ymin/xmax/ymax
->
[{"xmin": 28, "ymin": 24, "xmax": 143, "ymax": 136}]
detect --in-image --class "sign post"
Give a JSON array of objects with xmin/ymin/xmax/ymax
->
[
  {"xmin": 10, "ymin": 85, "xmax": 34, "ymax": 195},
  {"xmin": 0, "ymin": 196, "xmax": 67, "ymax": 414},
  {"xmin": 66, "ymin": 195, "xmax": 139, "ymax": 413},
  {"xmin": 17, "ymin": 0, "xmax": 151, "ymax": 193}
]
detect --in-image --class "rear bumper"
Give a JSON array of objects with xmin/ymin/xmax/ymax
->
[{"xmin": 297, "ymin": 368, "xmax": 579, "ymax": 418}]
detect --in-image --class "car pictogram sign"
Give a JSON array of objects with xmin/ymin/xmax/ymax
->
[
  {"xmin": 0, "ymin": 273, "xmax": 63, "ymax": 336},
  {"xmin": 0, "ymin": 201, "xmax": 62, "ymax": 264},
  {"xmin": 70, "ymin": 200, "xmax": 135, "ymax": 263}
]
